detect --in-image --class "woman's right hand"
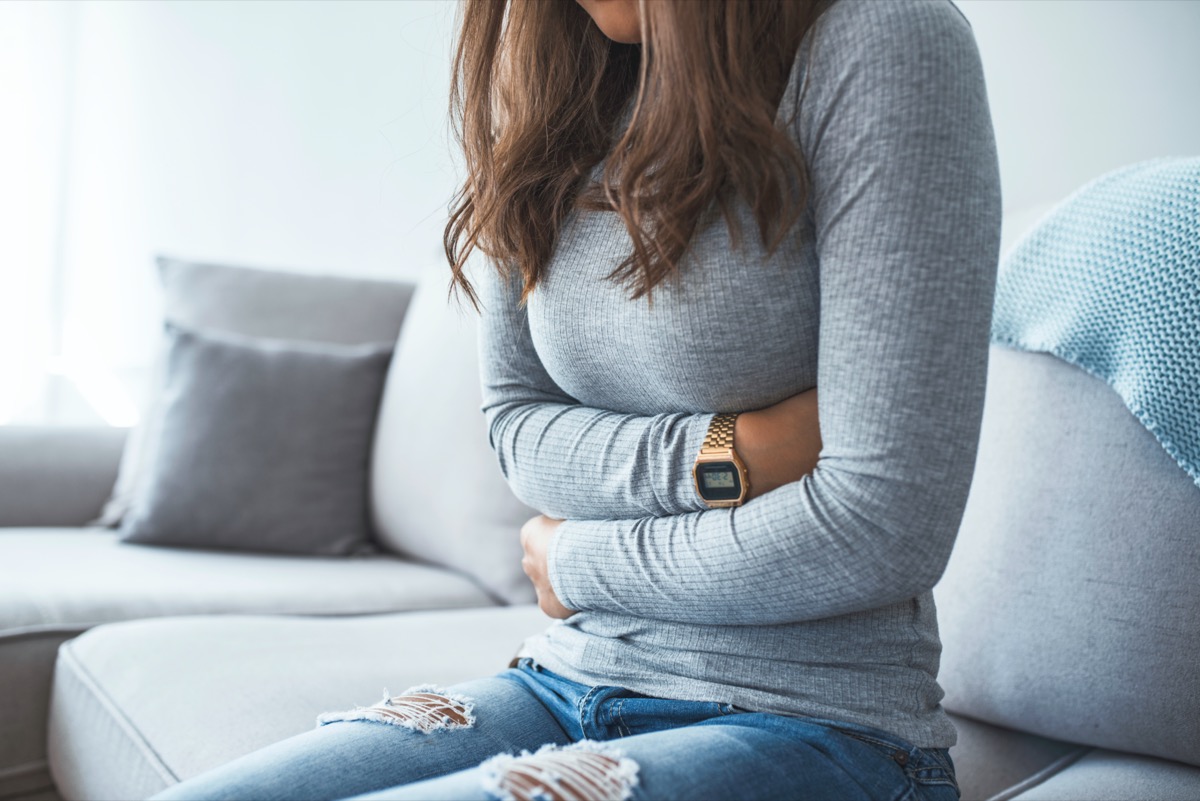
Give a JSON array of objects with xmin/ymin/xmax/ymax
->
[{"xmin": 733, "ymin": 388, "xmax": 822, "ymax": 501}]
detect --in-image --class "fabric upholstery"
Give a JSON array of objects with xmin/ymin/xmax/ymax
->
[
  {"xmin": 0, "ymin": 633, "xmax": 74, "ymax": 799},
  {"xmin": 97, "ymin": 258, "xmax": 414, "ymax": 528},
  {"xmin": 1009, "ymin": 751, "xmax": 1200, "ymax": 800},
  {"xmin": 370, "ymin": 266, "xmax": 537, "ymax": 604},
  {"xmin": 0, "ymin": 530, "xmax": 494, "ymax": 634},
  {"xmin": 0, "ymin": 426, "xmax": 126, "ymax": 528},
  {"xmin": 155, "ymin": 256, "xmax": 414, "ymax": 346},
  {"xmin": 119, "ymin": 324, "xmax": 392, "ymax": 556},
  {"xmin": 0, "ymin": 528, "xmax": 495, "ymax": 798},
  {"xmin": 947, "ymin": 714, "xmax": 1085, "ymax": 801},
  {"xmin": 935, "ymin": 346, "xmax": 1200, "ymax": 766},
  {"xmin": 45, "ymin": 606, "xmax": 1130, "ymax": 801},
  {"xmin": 49, "ymin": 644, "xmax": 169, "ymax": 801},
  {"xmin": 48, "ymin": 606, "xmax": 551, "ymax": 801},
  {"xmin": 2, "ymin": 785, "xmax": 59, "ymax": 801}
]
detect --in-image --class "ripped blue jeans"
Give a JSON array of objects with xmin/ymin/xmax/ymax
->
[{"xmin": 150, "ymin": 657, "xmax": 959, "ymax": 801}]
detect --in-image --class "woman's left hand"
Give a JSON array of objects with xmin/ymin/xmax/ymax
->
[{"xmin": 521, "ymin": 515, "xmax": 576, "ymax": 620}]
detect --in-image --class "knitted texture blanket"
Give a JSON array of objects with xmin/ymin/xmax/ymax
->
[{"xmin": 992, "ymin": 156, "xmax": 1200, "ymax": 487}]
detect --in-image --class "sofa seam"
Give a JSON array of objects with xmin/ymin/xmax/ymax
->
[
  {"xmin": 53, "ymin": 640, "xmax": 180, "ymax": 785},
  {"xmin": 0, "ymin": 598, "xmax": 504, "ymax": 644},
  {"xmin": 370, "ymin": 551, "xmax": 509, "ymax": 607},
  {"xmin": 0, "ymin": 760, "xmax": 53, "ymax": 801},
  {"xmin": 0, "ymin": 759, "xmax": 49, "ymax": 783},
  {"xmin": 986, "ymin": 746, "xmax": 1093, "ymax": 801},
  {"xmin": 0, "ymin": 624, "xmax": 93, "ymax": 643}
]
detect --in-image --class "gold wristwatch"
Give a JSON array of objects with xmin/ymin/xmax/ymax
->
[{"xmin": 692, "ymin": 413, "xmax": 750, "ymax": 508}]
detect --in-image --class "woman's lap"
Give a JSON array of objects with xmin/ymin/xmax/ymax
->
[
  {"xmin": 347, "ymin": 714, "xmax": 959, "ymax": 801},
  {"xmin": 149, "ymin": 660, "xmax": 959, "ymax": 801}
]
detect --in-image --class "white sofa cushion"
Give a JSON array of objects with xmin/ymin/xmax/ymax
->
[
  {"xmin": 48, "ymin": 606, "xmax": 551, "ymax": 801},
  {"xmin": 370, "ymin": 266, "xmax": 537, "ymax": 605},
  {"xmin": 949, "ymin": 715, "xmax": 1084, "ymax": 801},
  {"xmin": 935, "ymin": 346, "xmax": 1200, "ymax": 767},
  {"xmin": 0, "ymin": 530, "xmax": 493, "ymax": 634},
  {"xmin": 1009, "ymin": 750, "xmax": 1200, "ymax": 801},
  {"xmin": 0, "ymin": 528, "xmax": 494, "ymax": 798},
  {"xmin": 49, "ymin": 604, "xmax": 1193, "ymax": 801}
]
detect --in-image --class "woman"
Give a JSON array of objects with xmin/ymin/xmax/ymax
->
[{"xmin": 153, "ymin": 0, "xmax": 999, "ymax": 798}]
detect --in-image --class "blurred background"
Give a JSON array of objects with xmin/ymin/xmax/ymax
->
[{"xmin": 2, "ymin": 0, "xmax": 1199, "ymax": 428}]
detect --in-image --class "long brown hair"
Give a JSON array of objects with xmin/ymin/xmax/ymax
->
[{"xmin": 445, "ymin": 0, "xmax": 821, "ymax": 307}]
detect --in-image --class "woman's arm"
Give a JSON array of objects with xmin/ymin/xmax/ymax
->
[
  {"xmin": 478, "ymin": 263, "xmax": 708, "ymax": 520},
  {"xmin": 544, "ymin": 0, "xmax": 1002, "ymax": 625},
  {"xmin": 479, "ymin": 266, "xmax": 821, "ymax": 520}
]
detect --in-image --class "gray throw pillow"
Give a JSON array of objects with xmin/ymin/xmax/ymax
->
[
  {"xmin": 119, "ymin": 323, "xmax": 393, "ymax": 556},
  {"xmin": 93, "ymin": 257, "xmax": 414, "ymax": 528}
]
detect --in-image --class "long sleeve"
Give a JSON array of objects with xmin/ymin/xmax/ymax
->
[
  {"xmin": 547, "ymin": 0, "xmax": 1002, "ymax": 625},
  {"xmin": 478, "ymin": 264, "xmax": 714, "ymax": 521}
]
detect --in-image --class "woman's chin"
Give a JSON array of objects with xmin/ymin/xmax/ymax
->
[{"xmin": 575, "ymin": 0, "xmax": 642, "ymax": 44}]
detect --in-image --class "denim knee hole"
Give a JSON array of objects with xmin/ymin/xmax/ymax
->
[
  {"xmin": 315, "ymin": 684, "xmax": 475, "ymax": 733},
  {"xmin": 479, "ymin": 740, "xmax": 640, "ymax": 801}
]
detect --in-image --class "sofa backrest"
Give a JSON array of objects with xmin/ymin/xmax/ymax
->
[
  {"xmin": 369, "ymin": 265, "xmax": 538, "ymax": 606},
  {"xmin": 156, "ymin": 256, "xmax": 416, "ymax": 344},
  {"xmin": 935, "ymin": 345, "xmax": 1200, "ymax": 766}
]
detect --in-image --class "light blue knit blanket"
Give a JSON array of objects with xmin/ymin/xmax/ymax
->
[{"xmin": 992, "ymin": 156, "xmax": 1200, "ymax": 487}]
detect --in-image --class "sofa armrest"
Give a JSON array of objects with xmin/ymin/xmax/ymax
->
[{"xmin": 0, "ymin": 426, "xmax": 127, "ymax": 528}]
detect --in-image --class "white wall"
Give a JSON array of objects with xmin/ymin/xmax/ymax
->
[
  {"xmin": 59, "ymin": 1, "xmax": 462, "ymax": 408},
  {"xmin": 2, "ymin": 0, "xmax": 461, "ymax": 424},
  {"xmin": 958, "ymin": 0, "xmax": 1200, "ymax": 234},
  {"xmin": 0, "ymin": 2, "xmax": 76, "ymax": 423}
]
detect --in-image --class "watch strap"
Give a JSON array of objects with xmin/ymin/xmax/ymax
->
[{"xmin": 700, "ymin": 413, "xmax": 739, "ymax": 452}]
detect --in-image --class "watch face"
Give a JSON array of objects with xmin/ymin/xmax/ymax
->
[{"xmin": 696, "ymin": 462, "xmax": 743, "ymax": 502}]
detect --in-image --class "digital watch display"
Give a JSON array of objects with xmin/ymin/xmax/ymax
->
[{"xmin": 696, "ymin": 463, "xmax": 743, "ymax": 500}]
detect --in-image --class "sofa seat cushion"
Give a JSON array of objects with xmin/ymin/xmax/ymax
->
[
  {"xmin": 45, "ymin": 604, "xmax": 1157, "ymax": 801},
  {"xmin": 1009, "ymin": 750, "xmax": 1200, "ymax": 801},
  {"xmin": 48, "ymin": 606, "xmax": 551, "ymax": 801},
  {"xmin": 945, "ymin": 714, "xmax": 1200, "ymax": 801},
  {"xmin": 948, "ymin": 714, "xmax": 1086, "ymax": 801},
  {"xmin": 0, "ymin": 529, "xmax": 494, "ymax": 634},
  {"xmin": 0, "ymin": 528, "xmax": 495, "ymax": 799}
]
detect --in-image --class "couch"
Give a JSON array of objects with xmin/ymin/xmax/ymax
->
[
  {"xmin": 0, "ymin": 262, "xmax": 541, "ymax": 800},
  {"xmin": 2, "ymin": 238, "xmax": 1198, "ymax": 801}
]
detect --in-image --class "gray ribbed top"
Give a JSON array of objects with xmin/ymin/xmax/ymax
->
[{"xmin": 477, "ymin": 0, "xmax": 1000, "ymax": 748}]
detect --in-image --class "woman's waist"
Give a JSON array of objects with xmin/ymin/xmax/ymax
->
[
  {"xmin": 528, "ymin": 592, "xmax": 943, "ymax": 681},
  {"xmin": 518, "ymin": 599, "xmax": 955, "ymax": 748}
]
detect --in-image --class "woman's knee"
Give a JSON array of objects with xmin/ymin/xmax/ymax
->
[
  {"xmin": 148, "ymin": 674, "xmax": 568, "ymax": 801},
  {"xmin": 316, "ymin": 684, "xmax": 477, "ymax": 733},
  {"xmin": 344, "ymin": 740, "xmax": 641, "ymax": 801}
]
